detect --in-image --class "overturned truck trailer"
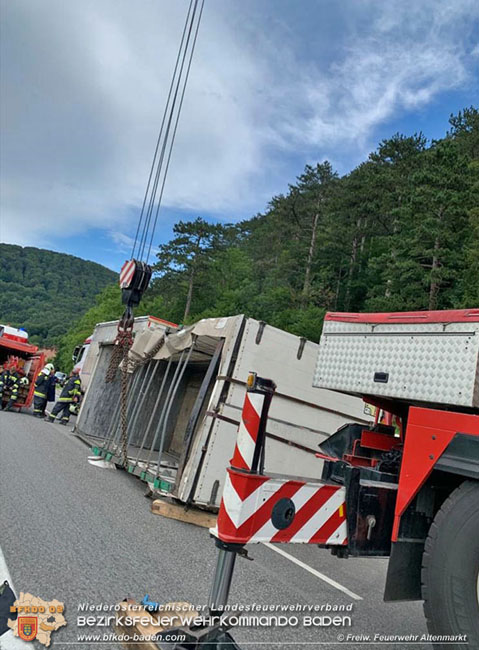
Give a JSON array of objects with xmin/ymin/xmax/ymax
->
[{"xmin": 77, "ymin": 314, "xmax": 371, "ymax": 509}]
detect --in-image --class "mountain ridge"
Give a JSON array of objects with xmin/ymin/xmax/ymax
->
[{"xmin": 0, "ymin": 243, "xmax": 117, "ymax": 346}]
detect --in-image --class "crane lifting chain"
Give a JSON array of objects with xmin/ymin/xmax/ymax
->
[
  {"xmin": 105, "ymin": 260, "xmax": 152, "ymax": 467},
  {"xmin": 102, "ymin": 0, "xmax": 205, "ymax": 470}
]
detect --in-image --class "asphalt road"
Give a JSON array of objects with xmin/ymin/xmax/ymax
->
[{"xmin": 0, "ymin": 410, "xmax": 433, "ymax": 650}]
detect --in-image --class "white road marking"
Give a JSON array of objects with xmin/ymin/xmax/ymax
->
[
  {"xmin": 262, "ymin": 542, "xmax": 363, "ymax": 601},
  {"xmin": 0, "ymin": 546, "xmax": 27, "ymax": 648}
]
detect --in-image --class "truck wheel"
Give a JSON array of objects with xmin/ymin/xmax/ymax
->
[{"xmin": 422, "ymin": 480, "xmax": 479, "ymax": 649}]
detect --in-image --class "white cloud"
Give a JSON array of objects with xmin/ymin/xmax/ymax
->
[
  {"xmin": 1, "ymin": 0, "xmax": 478, "ymax": 250},
  {"xmin": 291, "ymin": 0, "xmax": 478, "ymax": 148},
  {"xmin": 109, "ymin": 231, "xmax": 136, "ymax": 254}
]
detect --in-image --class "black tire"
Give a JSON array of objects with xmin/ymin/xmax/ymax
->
[{"xmin": 422, "ymin": 480, "xmax": 479, "ymax": 650}]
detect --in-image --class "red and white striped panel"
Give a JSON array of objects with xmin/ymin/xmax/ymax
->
[
  {"xmin": 120, "ymin": 260, "xmax": 136, "ymax": 289},
  {"xmin": 230, "ymin": 391, "xmax": 265, "ymax": 471},
  {"xmin": 216, "ymin": 468, "xmax": 347, "ymax": 546}
]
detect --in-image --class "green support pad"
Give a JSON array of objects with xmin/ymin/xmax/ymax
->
[
  {"xmin": 153, "ymin": 478, "xmax": 173, "ymax": 492},
  {"xmin": 91, "ymin": 446, "xmax": 101, "ymax": 456},
  {"xmin": 127, "ymin": 465, "xmax": 134, "ymax": 473},
  {"xmin": 105, "ymin": 452, "xmax": 113, "ymax": 461}
]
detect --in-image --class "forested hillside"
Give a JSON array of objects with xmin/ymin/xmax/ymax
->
[
  {"xmin": 56, "ymin": 107, "xmax": 478, "ymax": 369},
  {"xmin": 0, "ymin": 245, "xmax": 117, "ymax": 345}
]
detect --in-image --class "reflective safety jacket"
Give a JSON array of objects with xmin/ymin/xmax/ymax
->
[
  {"xmin": 0, "ymin": 371, "xmax": 7, "ymax": 393},
  {"xmin": 58, "ymin": 376, "xmax": 82, "ymax": 402},
  {"xmin": 34, "ymin": 372, "xmax": 50, "ymax": 398},
  {"xmin": 4, "ymin": 371, "xmax": 19, "ymax": 399}
]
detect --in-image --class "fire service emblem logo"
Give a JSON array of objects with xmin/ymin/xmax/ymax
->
[
  {"xmin": 18, "ymin": 616, "xmax": 38, "ymax": 641},
  {"xmin": 8, "ymin": 592, "xmax": 66, "ymax": 646}
]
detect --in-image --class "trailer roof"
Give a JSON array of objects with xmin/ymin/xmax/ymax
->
[
  {"xmin": 128, "ymin": 315, "xmax": 243, "ymax": 364},
  {"xmin": 325, "ymin": 309, "xmax": 479, "ymax": 324}
]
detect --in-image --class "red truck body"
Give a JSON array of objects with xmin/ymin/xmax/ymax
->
[{"xmin": 0, "ymin": 326, "xmax": 45, "ymax": 410}]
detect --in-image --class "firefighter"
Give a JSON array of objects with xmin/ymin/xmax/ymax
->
[
  {"xmin": 2, "ymin": 367, "xmax": 20, "ymax": 411},
  {"xmin": 19, "ymin": 376, "xmax": 30, "ymax": 390},
  {"xmin": 46, "ymin": 369, "xmax": 81, "ymax": 425},
  {"xmin": 46, "ymin": 371, "xmax": 57, "ymax": 404},
  {"xmin": 18, "ymin": 375, "xmax": 30, "ymax": 400},
  {"xmin": 33, "ymin": 363, "xmax": 54, "ymax": 417}
]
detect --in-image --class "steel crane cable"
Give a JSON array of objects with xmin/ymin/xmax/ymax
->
[
  {"xmin": 139, "ymin": 0, "xmax": 204, "ymax": 262},
  {"xmin": 138, "ymin": 0, "xmax": 199, "ymax": 261},
  {"xmin": 131, "ymin": 0, "xmax": 195, "ymax": 260},
  {"xmin": 133, "ymin": 0, "xmax": 196, "ymax": 261},
  {"xmin": 132, "ymin": 0, "xmax": 205, "ymax": 263},
  {"xmin": 145, "ymin": 0, "xmax": 205, "ymax": 262},
  {"xmin": 111, "ymin": 0, "xmax": 204, "ymax": 470}
]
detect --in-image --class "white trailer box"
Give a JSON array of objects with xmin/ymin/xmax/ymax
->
[
  {"xmin": 313, "ymin": 309, "xmax": 479, "ymax": 408},
  {"xmin": 125, "ymin": 314, "xmax": 372, "ymax": 508}
]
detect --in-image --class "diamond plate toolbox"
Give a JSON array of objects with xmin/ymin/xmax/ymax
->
[{"xmin": 313, "ymin": 310, "xmax": 479, "ymax": 408}]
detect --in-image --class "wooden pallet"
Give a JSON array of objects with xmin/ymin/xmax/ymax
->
[
  {"xmin": 151, "ymin": 498, "xmax": 217, "ymax": 529},
  {"xmin": 114, "ymin": 598, "xmax": 196, "ymax": 649}
]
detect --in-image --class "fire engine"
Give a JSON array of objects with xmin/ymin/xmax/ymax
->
[
  {"xmin": 311, "ymin": 309, "xmax": 479, "ymax": 646},
  {"xmin": 0, "ymin": 324, "xmax": 45, "ymax": 410}
]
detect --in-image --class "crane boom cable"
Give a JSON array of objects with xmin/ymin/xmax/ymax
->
[
  {"xmin": 133, "ymin": 0, "xmax": 195, "ymax": 260},
  {"xmin": 113, "ymin": 1, "xmax": 204, "ymax": 471},
  {"xmin": 139, "ymin": 0, "xmax": 200, "ymax": 261},
  {"xmin": 138, "ymin": 0, "xmax": 199, "ymax": 261},
  {"xmin": 133, "ymin": 0, "xmax": 204, "ymax": 263},
  {"xmin": 146, "ymin": 0, "xmax": 205, "ymax": 261}
]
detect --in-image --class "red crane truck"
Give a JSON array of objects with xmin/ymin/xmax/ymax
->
[
  {"xmin": 174, "ymin": 308, "xmax": 478, "ymax": 650},
  {"xmin": 310, "ymin": 309, "xmax": 479, "ymax": 647}
]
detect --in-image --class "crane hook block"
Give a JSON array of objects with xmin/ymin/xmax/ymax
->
[{"xmin": 119, "ymin": 259, "xmax": 152, "ymax": 308}]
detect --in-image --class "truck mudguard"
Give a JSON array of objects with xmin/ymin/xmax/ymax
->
[{"xmin": 385, "ymin": 410, "xmax": 479, "ymax": 601}]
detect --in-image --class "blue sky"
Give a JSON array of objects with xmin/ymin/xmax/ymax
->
[{"xmin": 1, "ymin": 0, "xmax": 478, "ymax": 272}]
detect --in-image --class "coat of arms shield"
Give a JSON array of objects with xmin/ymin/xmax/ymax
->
[{"xmin": 18, "ymin": 616, "xmax": 38, "ymax": 641}]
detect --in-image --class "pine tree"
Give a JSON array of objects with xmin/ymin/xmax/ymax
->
[{"xmin": 154, "ymin": 218, "xmax": 226, "ymax": 321}]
